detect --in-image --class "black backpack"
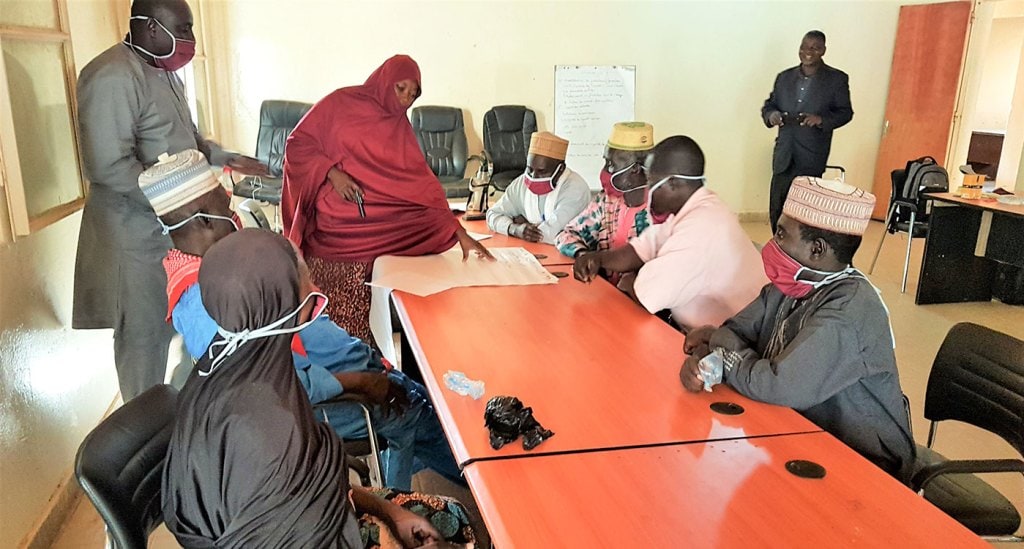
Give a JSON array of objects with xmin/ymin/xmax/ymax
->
[{"xmin": 888, "ymin": 156, "xmax": 949, "ymax": 231}]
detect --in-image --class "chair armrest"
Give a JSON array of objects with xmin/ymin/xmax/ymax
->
[
  {"xmin": 912, "ymin": 458, "xmax": 1024, "ymax": 493},
  {"xmin": 892, "ymin": 199, "xmax": 920, "ymax": 212},
  {"xmin": 318, "ymin": 392, "xmax": 374, "ymax": 409}
]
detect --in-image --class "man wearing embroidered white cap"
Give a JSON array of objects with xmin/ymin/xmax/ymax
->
[
  {"xmin": 486, "ymin": 131, "xmax": 590, "ymax": 244},
  {"xmin": 73, "ymin": 0, "xmax": 267, "ymax": 400},
  {"xmin": 143, "ymin": 151, "xmax": 464, "ymax": 490},
  {"xmin": 681, "ymin": 175, "xmax": 916, "ymax": 483}
]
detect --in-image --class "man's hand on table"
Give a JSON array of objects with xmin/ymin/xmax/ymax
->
[
  {"xmin": 680, "ymin": 355, "xmax": 705, "ymax": 393},
  {"xmin": 510, "ymin": 222, "xmax": 543, "ymax": 243},
  {"xmin": 684, "ymin": 325, "xmax": 715, "ymax": 355},
  {"xmin": 573, "ymin": 251, "xmax": 604, "ymax": 283}
]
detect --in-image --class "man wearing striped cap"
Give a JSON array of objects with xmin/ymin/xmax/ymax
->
[
  {"xmin": 556, "ymin": 122, "xmax": 653, "ymax": 281},
  {"xmin": 681, "ymin": 176, "xmax": 915, "ymax": 484}
]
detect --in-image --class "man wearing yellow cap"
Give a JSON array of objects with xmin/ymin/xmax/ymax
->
[
  {"xmin": 681, "ymin": 176, "xmax": 915, "ymax": 484},
  {"xmin": 486, "ymin": 131, "xmax": 590, "ymax": 244},
  {"xmin": 556, "ymin": 122, "xmax": 653, "ymax": 273}
]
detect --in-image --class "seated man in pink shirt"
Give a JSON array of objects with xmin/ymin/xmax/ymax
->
[{"xmin": 574, "ymin": 135, "xmax": 767, "ymax": 332}]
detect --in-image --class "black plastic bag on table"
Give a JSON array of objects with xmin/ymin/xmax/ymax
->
[{"xmin": 483, "ymin": 395, "xmax": 554, "ymax": 450}]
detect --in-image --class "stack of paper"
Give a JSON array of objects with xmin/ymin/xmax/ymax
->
[{"xmin": 370, "ymin": 247, "xmax": 558, "ymax": 297}]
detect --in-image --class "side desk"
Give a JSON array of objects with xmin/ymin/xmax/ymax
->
[{"xmin": 917, "ymin": 192, "xmax": 1024, "ymax": 304}]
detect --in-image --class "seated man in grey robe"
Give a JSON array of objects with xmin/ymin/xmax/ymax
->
[{"xmin": 680, "ymin": 176, "xmax": 915, "ymax": 483}]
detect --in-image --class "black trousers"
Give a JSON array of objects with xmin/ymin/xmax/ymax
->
[{"xmin": 769, "ymin": 163, "xmax": 825, "ymax": 233}]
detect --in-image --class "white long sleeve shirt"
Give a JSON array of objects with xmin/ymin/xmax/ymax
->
[{"xmin": 485, "ymin": 168, "xmax": 591, "ymax": 244}]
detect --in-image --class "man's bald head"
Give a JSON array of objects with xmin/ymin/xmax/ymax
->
[
  {"xmin": 131, "ymin": 0, "xmax": 189, "ymax": 17},
  {"xmin": 647, "ymin": 136, "xmax": 705, "ymax": 179},
  {"xmin": 127, "ymin": 0, "xmax": 194, "ymax": 62},
  {"xmin": 131, "ymin": 0, "xmax": 189, "ymax": 19}
]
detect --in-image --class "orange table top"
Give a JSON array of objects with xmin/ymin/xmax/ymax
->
[
  {"xmin": 464, "ymin": 432, "xmax": 986, "ymax": 548},
  {"xmin": 460, "ymin": 218, "xmax": 575, "ymax": 266},
  {"xmin": 393, "ymin": 276, "xmax": 821, "ymax": 466}
]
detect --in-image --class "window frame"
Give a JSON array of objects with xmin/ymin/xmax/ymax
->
[{"xmin": 0, "ymin": 0, "xmax": 84, "ymax": 239}]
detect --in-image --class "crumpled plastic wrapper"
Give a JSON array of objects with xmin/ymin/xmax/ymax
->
[{"xmin": 483, "ymin": 396, "xmax": 554, "ymax": 450}]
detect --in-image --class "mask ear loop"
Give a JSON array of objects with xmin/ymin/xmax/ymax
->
[
  {"xmin": 123, "ymin": 16, "xmax": 177, "ymax": 60},
  {"xmin": 850, "ymin": 269, "xmax": 897, "ymax": 349},
  {"xmin": 611, "ymin": 163, "xmax": 649, "ymax": 194},
  {"xmin": 158, "ymin": 212, "xmax": 240, "ymax": 235},
  {"xmin": 201, "ymin": 292, "xmax": 328, "ymax": 376}
]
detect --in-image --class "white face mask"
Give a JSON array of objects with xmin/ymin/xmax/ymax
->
[
  {"xmin": 645, "ymin": 173, "xmax": 706, "ymax": 217},
  {"xmin": 201, "ymin": 292, "xmax": 329, "ymax": 375},
  {"xmin": 609, "ymin": 163, "xmax": 649, "ymax": 193},
  {"xmin": 159, "ymin": 212, "xmax": 239, "ymax": 235}
]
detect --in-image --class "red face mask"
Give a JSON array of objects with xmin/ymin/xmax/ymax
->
[
  {"xmin": 125, "ymin": 16, "xmax": 196, "ymax": 72},
  {"xmin": 761, "ymin": 239, "xmax": 854, "ymax": 298},
  {"xmin": 761, "ymin": 239, "xmax": 813, "ymax": 298},
  {"xmin": 523, "ymin": 165, "xmax": 562, "ymax": 196},
  {"xmin": 155, "ymin": 38, "xmax": 195, "ymax": 72}
]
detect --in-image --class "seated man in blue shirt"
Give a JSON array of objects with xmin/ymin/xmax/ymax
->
[{"xmin": 140, "ymin": 150, "xmax": 462, "ymax": 489}]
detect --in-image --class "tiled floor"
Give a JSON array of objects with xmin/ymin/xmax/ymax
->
[{"xmin": 52, "ymin": 220, "xmax": 1024, "ymax": 547}]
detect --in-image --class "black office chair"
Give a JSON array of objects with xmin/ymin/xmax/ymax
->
[
  {"xmin": 75, "ymin": 384, "xmax": 178, "ymax": 549},
  {"xmin": 410, "ymin": 106, "xmax": 472, "ymax": 200},
  {"xmin": 868, "ymin": 158, "xmax": 948, "ymax": 293},
  {"xmin": 911, "ymin": 322, "xmax": 1024, "ymax": 542},
  {"xmin": 482, "ymin": 105, "xmax": 537, "ymax": 192},
  {"xmin": 232, "ymin": 100, "xmax": 313, "ymax": 230}
]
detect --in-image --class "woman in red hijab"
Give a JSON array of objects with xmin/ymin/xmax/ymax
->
[{"xmin": 283, "ymin": 55, "xmax": 489, "ymax": 342}]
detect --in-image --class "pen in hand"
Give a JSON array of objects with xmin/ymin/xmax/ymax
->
[{"xmin": 355, "ymin": 194, "xmax": 366, "ymax": 218}]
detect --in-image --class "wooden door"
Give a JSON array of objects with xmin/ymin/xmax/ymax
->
[{"xmin": 871, "ymin": 1, "xmax": 972, "ymax": 219}]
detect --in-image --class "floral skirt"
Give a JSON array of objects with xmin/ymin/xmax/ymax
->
[
  {"xmin": 358, "ymin": 488, "xmax": 476, "ymax": 548},
  {"xmin": 306, "ymin": 255, "xmax": 374, "ymax": 344}
]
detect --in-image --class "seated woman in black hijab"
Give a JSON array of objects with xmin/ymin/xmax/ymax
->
[{"xmin": 162, "ymin": 229, "xmax": 469, "ymax": 548}]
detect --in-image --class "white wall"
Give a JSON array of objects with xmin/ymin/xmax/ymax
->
[
  {"xmin": 973, "ymin": 17, "xmax": 1024, "ymax": 131},
  {"xmin": 0, "ymin": 1, "xmax": 124, "ymax": 546},
  {"xmin": 204, "ymin": 0, "xmax": 915, "ymax": 216}
]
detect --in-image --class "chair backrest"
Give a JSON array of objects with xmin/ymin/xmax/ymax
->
[
  {"xmin": 410, "ymin": 106, "xmax": 468, "ymax": 178},
  {"xmin": 255, "ymin": 100, "xmax": 313, "ymax": 177},
  {"xmin": 924, "ymin": 322, "xmax": 1024, "ymax": 455},
  {"xmin": 75, "ymin": 384, "xmax": 178, "ymax": 549},
  {"xmin": 482, "ymin": 105, "xmax": 537, "ymax": 174}
]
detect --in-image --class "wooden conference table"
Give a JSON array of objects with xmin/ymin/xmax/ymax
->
[
  {"xmin": 390, "ymin": 220, "xmax": 980, "ymax": 546},
  {"xmin": 393, "ymin": 273, "xmax": 820, "ymax": 467},
  {"xmin": 464, "ymin": 431, "xmax": 988, "ymax": 548},
  {"xmin": 917, "ymin": 192, "xmax": 1024, "ymax": 304}
]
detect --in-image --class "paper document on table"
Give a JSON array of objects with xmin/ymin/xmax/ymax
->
[
  {"xmin": 467, "ymin": 231, "xmax": 492, "ymax": 241},
  {"xmin": 370, "ymin": 247, "xmax": 558, "ymax": 297}
]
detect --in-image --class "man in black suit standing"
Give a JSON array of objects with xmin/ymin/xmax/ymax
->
[{"xmin": 762, "ymin": 30, "xmax": 853, "ymax": 232}]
